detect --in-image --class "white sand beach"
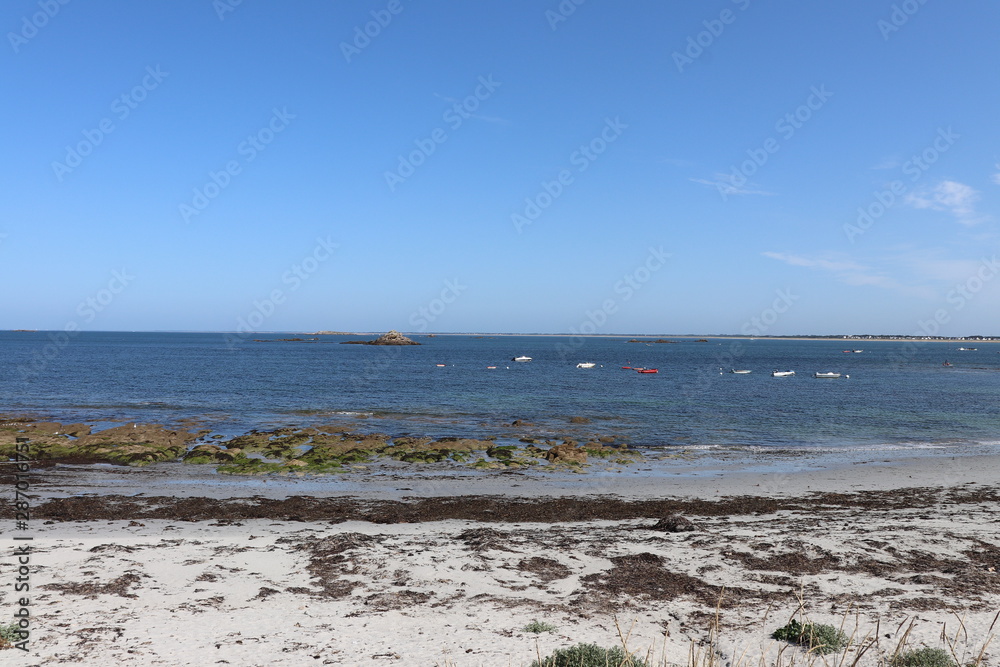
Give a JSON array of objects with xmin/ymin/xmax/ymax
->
[{"xmin": 2, "ymin": 453, "xmax": 999, "ymax": 666}]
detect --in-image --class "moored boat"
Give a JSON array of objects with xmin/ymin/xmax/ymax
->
[
  {"xmin": 636, "ymin": 368, "xmax": 658, "ymax": 374},
  {"xmin": 576, "ymin": 362, "xmax": 596, "ymax": 368},
  {"xmin": 730, "ymin": 369, "xmax": 751, "ymax": 374},
  {"xmin": 813, "ymin": 372, "xmax": 844, "ymax": 379},
  {"xmin": 512, "ymin": 356, "xmax": 531, "ymax": 362},
  {"xmin": 771, "ymin": 370, "xmax": 795, "ymax": 377}
]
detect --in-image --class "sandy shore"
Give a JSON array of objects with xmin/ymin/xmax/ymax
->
[{"xmin": 2, "ymin": 454, "xmax": 999, "ymax": 666}]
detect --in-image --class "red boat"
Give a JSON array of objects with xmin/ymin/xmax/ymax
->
[
  {"xmin": 621, "ymin": 366, "xmax": 632, "ymax": 369},
  {"xmin": 636, "ymin": 368, "xmax": 658, "ymax": 374}
]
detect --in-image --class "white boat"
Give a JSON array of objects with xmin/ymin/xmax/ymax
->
[
  {"xmin": 853, "ymin": 350, "xmax": 864, "ymax": 353},
  {"xmin": 813, "ymin": 372, "xmax": 843, "ymax": 379},
  {"xmin": 771, "ymin": 370, "xmax": 795, "ymax": 377},
  {"xmin": 730, "ymin": 369, "xmax": 752, "ymax": 374},
  {"xmin": 512, "ymin": 356, "xmax": 531, "ymax": 362},
  {"xmin": 576, "ymin": 362, "xmax": 596, "ymax": 369},
  {"xmin": 957, "ymin": 347, "xmax": 977, "ymax": 351}
]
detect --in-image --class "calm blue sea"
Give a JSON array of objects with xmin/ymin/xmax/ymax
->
[{"xmin": 3, "ymin": 331, "xmax": 999, "ymax": 453}]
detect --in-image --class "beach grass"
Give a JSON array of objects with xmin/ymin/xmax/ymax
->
[
  {"xmin": 523, "ymin": 620, "xmax": 558, "ymax": 634},
  {"xmin": 484, "ymin": 602, "xmax": 999, "ymax": 667}
]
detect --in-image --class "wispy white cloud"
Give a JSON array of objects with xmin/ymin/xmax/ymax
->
[
  {"xmin": 761, "ymin": 251, "xmax": 924, "ymax": 294},
  {"xmin": 691, "ymin": 172, "xmax": 774, "ymax": 198},
  {"xmin": 905, "ymin": 180, "xmax": 986, "ymax": 225},
  {"xmin": 895, "ymin": 248, "xmax": 991, "ymax": 284},
  {"xmin": 761, "ymin": 252, "xmax": 863, "ymax": 273},
  {"xmin": 433, "ymin": 93, "xmax": 509, "ymax": 125},
  {"xmin": 871, "ymin": 156, "xmax": 900, "ymax": 170},
  {"xmin": 762, "ymin": 249, "xmax": 993, "ymax": 300},
  {"xmin": 992, "ymin": 163, "xmax": 1000, "ymax": 186}
]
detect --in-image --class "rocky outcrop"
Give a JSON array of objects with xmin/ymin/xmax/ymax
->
[
  {"xmin": 370, "ymin": 330, "xmax": 419, "ymax": 345},
  {"xmin": 651, "ymin": 515, "xmax": 696, "ymax": 532},
  {"xmin": 340, "ymin": 330, "xmax": 420, "ymax": 345},
  {"xmin": 545, "ymin": 443, "xmax": 587, "ymax": 464}
]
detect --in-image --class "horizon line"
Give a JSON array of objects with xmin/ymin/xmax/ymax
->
[{"xmin": 3, "ymin": 329, "xmax": 998, "ymax": 340}]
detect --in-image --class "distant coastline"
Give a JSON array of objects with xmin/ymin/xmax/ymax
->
[{"xmin": 4, "ymin": 329, "xmax": 998, "ymax": 342}]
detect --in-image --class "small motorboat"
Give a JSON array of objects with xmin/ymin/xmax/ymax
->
[
  {"xmin": 435, "ymin": 364, "xmax": 446, "ymax": 367},
  {"xmin": 576, "ymin": 362, "xmax": 596, "ymax": 369},
  {"xmin": 512, "ymin": 356, "xmax": 532, "ymax": 362},
  {"xmin": 771, "ymin": 370, "xmax": 795, "ymax": 377},
  {"xmin": 853, "ymin": 350, "xmax": 864, "ymax": 353},
  {"xmin": 486, "ymin": 366, "xmax": 496, "ymax": 369},
  {"xmin": 813, "ymin": 372, "xmax": 843, "ymax": 379},
  {"xmin": 730, "ymin": 369, "xmax": 751, "ymax": 374},
  {"xmin": 957, "ymin": 347, "xmax": 977, "ymax": 351},
  {"xmin": 636, "ymin": 368, "xmax": 658, "ymax": 374},
  {"xmin": 621, "ymin": 366, "xmax": 632, "ymax": 370}
]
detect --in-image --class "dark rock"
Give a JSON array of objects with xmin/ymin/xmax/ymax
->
[
  {"xmin": 651, "ymin": 515, "xmax": 696, "ymax": 532},
  {"xmin": 545, "ymin": 443, "xmax": 587, "ymax": 464},
  {"xmin": 369, "ymin": 330, "xmax": 420, "ymax": 345},
  {"xmin": 340, "ymin": 330, "xmax": 420, "ymax": 345}
]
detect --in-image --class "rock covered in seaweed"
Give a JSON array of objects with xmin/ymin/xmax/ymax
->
[
  {"xmin": 340, "ymin": 330, "xmax": 421, "ymax": 345},
  {"xmin": 369, "ymin": 330, "xmax": 420, "ymax": 345}
]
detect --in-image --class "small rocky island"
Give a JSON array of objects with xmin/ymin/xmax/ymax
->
[{"xmin": 340, "ymin": 330, "xmax": 421, "ymax": 345}]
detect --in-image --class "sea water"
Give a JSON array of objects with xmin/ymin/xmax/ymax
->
[{"xmin": 2, "ymin": 331, "xmax": 999, "ymax": 455}]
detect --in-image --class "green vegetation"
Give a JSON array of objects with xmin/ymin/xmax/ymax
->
[
  {"xmin": 2, "ymin": 421, "xmax": 644, "ymax": 474},
  {"xmin": 529, "ymin": 643, "xmax": 652, "ymax": 667},
  {"xmin": 772, "ymin": 619, "xmax": 848, "ymax": 655},
  {"xmin": 522, "ymin": 620, "xmax": 557, "ymax": 634},
  {"xmin": 0, "ymin": 622, "xmax": 22, "ymax": 649},
  {"xmin": 891, "ymin": 648, "xmax": 958, "ymax": 667}
]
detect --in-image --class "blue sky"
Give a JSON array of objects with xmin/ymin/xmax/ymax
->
[{"xmin": 2, "ymin": 0, "xmax": 998, "ymax": 336}]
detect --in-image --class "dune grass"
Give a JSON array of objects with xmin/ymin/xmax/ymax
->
[{"xmin": 454, "ymin": 597, "xmax": 999, "ymax": 667}]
